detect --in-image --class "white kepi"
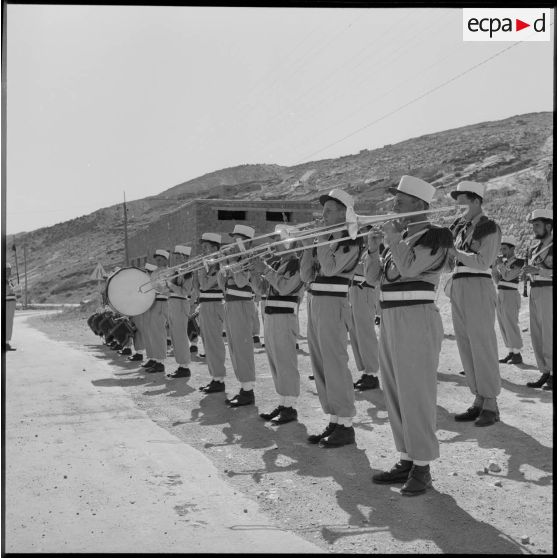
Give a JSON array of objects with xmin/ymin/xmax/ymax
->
[{"xmin": 388, "ymin": 175, "xmax": 436, "ymax": 204}]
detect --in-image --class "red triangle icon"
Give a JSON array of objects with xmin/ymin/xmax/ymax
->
[{"xmin": 516, "ymin": 19, "xmax": 530, "ymax": 31}]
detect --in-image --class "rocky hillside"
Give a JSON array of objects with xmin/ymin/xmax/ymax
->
[{"xmin": 8, "ymin": 111, "xmax": 552, "ymax": 304}]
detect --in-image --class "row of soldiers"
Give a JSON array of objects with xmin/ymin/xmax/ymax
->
[{"xmin": 101, "ymin": 176, "xmax": 553, "ymax": 497}]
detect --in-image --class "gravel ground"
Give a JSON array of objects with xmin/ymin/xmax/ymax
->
[{"xmin": 26, "ymin": 292, "xmax": 553, "ymax": 554}]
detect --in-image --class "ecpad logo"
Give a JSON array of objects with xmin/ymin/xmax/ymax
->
[{"xmin": 463, "ymin": 9, "xmax": 551, "ymax": 41}]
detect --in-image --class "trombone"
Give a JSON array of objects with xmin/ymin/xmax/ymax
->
[
  {"xmin": 221, "ymin": 205, "xmax": 459, "ymax": 273},
  {"xmin": 138, "ymin": 205, "xmax": 458, "ymax": 292}
]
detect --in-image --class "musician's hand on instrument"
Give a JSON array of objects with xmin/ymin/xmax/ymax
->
[
  {"xmin": 382, "ymin": 221, "xmax": 401, "ymax": 244},
  {"xmin": 367, "ymin": 230, "xmax": 383, "ymax": 253},
  {"xmin": 251, "ymin": 259, "xmax": 267, "ymax": 273}
]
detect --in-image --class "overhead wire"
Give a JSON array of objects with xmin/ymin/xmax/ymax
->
[{"xmin": 293, "ymin": 37, "xmax": 534, "ymax": 165}]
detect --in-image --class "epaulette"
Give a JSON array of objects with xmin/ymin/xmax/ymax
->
[
  {"xmin": 283, "ymin": 258, "xmax": 300, "ymax": 277},
  {"xmin": 337, "ymin": 233, "xmax": 363, "ymax": 253},
  {"xmin": 415, "ymin": 225, "xmax": 454, "ymax": 255},
  {"xmin": 472, "ymin": 216, "xmax": 499, "ymax": 241},
  {"xmin": 510, "ymin": 258, "xmax": 525, "ymax": 269}
]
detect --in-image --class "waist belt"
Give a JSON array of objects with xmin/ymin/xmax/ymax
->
[
  {"xmin": 169, "ymin": 294, "xmax": 189, "ymax": 300},
  {"xmin": 155, "ymin": 295, "xmax": 168, "ymax": 301},
  {"xmin": 5, "ymin": 295, "xmax": 16, "ymax": 301},
  {"xmin": 531, "ymin": 280, "xmax": 553, "ymax": 288},
  {"xmin": 264, "ymin": 299, "xmax": 298, "ymax": 310},
  {"xmin": 380, "ymin": 280, "xmax": 435, "ymax": 308},
  {"xmin": 498, "ymin": 280, "xmax": 519, "ymax": 290},
  {"xmin": 380, "ymin": 290, "xmax": 436, "ymax": 302},
  {"xmin": 309, "ymin": 282, "xmax": 349, "ymax": 296},
  {"xmin": 225, "ymin": 288, "xmax": 254, "ymax": 301},
  {"xmin": 199, "ymin": 290, "xmax": 224, "ymax": 301},
  {"xmin": 531, "ymin": 275, "xmax": 553, "ymax": 283},
  {"xmin": 453, "ymin": 265, "xmax": 492, "ymax": 279},
  {"xmin": 265, "ymin": 307, "xmax": 295, "ymax": 315}
]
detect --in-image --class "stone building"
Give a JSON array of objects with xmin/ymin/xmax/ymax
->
[{"xmin": 128, "ymin": 198, "xmax": 321, "ymax": 267}]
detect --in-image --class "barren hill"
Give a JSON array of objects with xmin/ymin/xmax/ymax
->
[{"xmin": 8, "ymin": 111, "xmax": 553, "ymax": 304}]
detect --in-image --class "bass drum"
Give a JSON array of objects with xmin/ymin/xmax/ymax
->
[{"xmin": 105, "ymin": 267, "xmax": 156, "ymax": 316}]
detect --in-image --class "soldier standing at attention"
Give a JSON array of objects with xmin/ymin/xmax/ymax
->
[
  {"xmin": 218, "ymin": 225, "xmax": 257, "ymax": 407},
  {"xmin": 197, "ymin": 233, "xmax": 227, "ymax": 394},
  {"xmin": 4, "ymin": 263, "xmax": 17, "ymax": 352},
  {"xmin": 166, "ymin": 245, "xmax": 194, "ymax": 379},
  {"xmin": 300, "ymin": 189, "xmax": 362, "ymax": 448},
  {"xmin": 349, "ymin": 232, "xmax": 380, "ymax": 392},
  {"xmin": 367, "ymin": 176, "xmax": 451, "ymax": 496},
  {"xmin": 249, "ymin": 246, "xmax": 304, "ymax": 425},
  {"xmin": 448, "ymin": 181, "xmax": 502, "ymax": 427},
  {"xmin": 523, "ymin": 209, "xmax": 553, "ymax": 391},
  {"xmin": 128, "ymin": 262, "xmax": 156, "ymax": 362},
  {"xmin": 493, "ymin": 236, "xmax": 524, "ymax": 365},
  {"xmin": 142, "ymin": 249, "xmax": 170, "ymax": 374}
]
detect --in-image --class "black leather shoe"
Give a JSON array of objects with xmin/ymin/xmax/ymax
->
[
  {"xmin": 226, "ymin": 389, "xmax": 255, "ymax": 407},
  {"xmin": 271, "ymin": 407, "xmax": 298, "ymax": 425},
  {"xmin": 167, "ymin": 366, "xmax": 191, "ymax": 379},
  {"xmin": 454, "ymin": 406, "xmax": 481, "ymax": 422},
  {"xmin": 141, "ymin": 359, "xmax": 156, "ymax": 368},
  {"xmin": 374, "ymin": 316, "xmax": 381, "ymax": 326},
  {"xmin": 542, "ymin": 376, "xmax": 553, "ymax": 391},
  {"xmin": 146, "ymin": 362, "xmax": 165, "ymax": 373},
  {"xmin": 509, "ymin": 353, "xmax": 523, "ymax": 365},
  {"xmin": 118, "ymin": 347, "xmax": 132, "ymax": 356},
  {"xmin": 128, "ymin": 353, "xmax": 143, "ymax": 362},
  {"xmin": 308, "ymin": 375, "xmax": 314, "ymax": 380},
  {"xmin": 354, "ymin": 374, "xmax": 379, "ymax": 391},
  {"xmin": 320, "ymin": 425, "xmax": 355, "ymax": 448},
  {"xmin": 4, "ymin": 343, "xmax": 16, "ymax": 351},
  {"xmin": 260, "ymin": 406, "xmax": 284, "ymax": 421},
  {"xmin": 499, "ymin": 352, "xmax": 513, "ymax": 363},
  {"xmin": 372, "ymin": 460, "xmax": 413, "ymax": 484},
  {"xmin": 527, "ymin": 372, "xmax": 550, "ymax": 388},
  {"xmin": 199, "ymin": 380, "xmax": 225, "ymax": 393},
  {"xmin": 474, "ymin": 409, "xmax": 499, "ymax": 427},
  {"xmin": 308, "ymin": 422, "xmax": 336, "ymax": 444},
  {"xmin": 401, "ymin": 464, "xmax": 432, "ymax": 496}
]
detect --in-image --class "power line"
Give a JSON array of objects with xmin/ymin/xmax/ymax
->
[
  {"xmin": 250, "ymin": 10, "xmax": 455, "ymax": 157},
  {"xmin": 293, "ymin": 39, "xmax": 528, "ymax": 165}
]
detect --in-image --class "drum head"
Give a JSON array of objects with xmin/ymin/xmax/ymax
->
[{"xmin": 106, "ymin": 267, "xmax": 156, "ymax": 316}]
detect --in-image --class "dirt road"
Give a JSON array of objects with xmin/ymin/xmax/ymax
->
[
  {"xmin": 4, "ymin": 315, "xmax": 320, "ymax": 553},
  {"xmin": 7, "ymin": 298, "xmax": 554, "ymax": 554}
]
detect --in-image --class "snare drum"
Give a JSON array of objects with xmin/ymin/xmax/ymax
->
[{"xmin": 105, "ymin": 267, "xmax": 156, "ymax": 316}]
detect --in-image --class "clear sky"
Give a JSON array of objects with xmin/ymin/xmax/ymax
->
[{"xmin": 4, "ymin": 5, "xmax": 554, "ymax": 234}]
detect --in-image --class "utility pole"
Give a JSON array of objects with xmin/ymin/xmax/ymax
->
[
  {"xmin": 123, "ymin": 191, "xmax": 129, "ymax": 266},
  {"xmin": 23, "ymin": 243, "xmax": 28, "ymax": 308}
]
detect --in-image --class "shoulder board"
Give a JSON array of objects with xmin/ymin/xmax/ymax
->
[
  {"xmin": 283, "ymin": 258, "xmax": 300, "ymax": 276},
  {"xmin": 472, "ymin": 217, "xmax": 499, "ymax": 241},
  {"xmin": 510, "ymin": 258, "xmax": 524, "ymax": 268},
  {"xmin": 415, "ymin": 225, "xmax": 454, "ymax": 254}
]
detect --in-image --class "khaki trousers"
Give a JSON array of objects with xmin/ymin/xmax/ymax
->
[
  {"xmin": 496, "ymin": 289, "xmax": 523, "ymax": 350},
  {"xmin": 451, "ymin": 277, "xmax": 501, "ymax": 399},
  {"xmin": 307, "ymin": 295, "xmax": 355, "ymax": 418},
  {"xmin": 252, "ymin": 301, "xmax": 260, "ymax": 337},
  {"xmin": 131, "ymin": 313, "xmax": 145, "ymax": 351},
  {"xmin": 349, "ymin": 286, "xmax": 379, "ymax": 374},
  {"xmin": 5, "ymin": 299, "xmax": 16, "ymax": 343},
  {"xmin": 168, "ymin": 298, "xmax": 191, "ymax": 366},
  {"xmin": 144, "ymin": 300, "xmax": 168, "ymax": 361},
  {"xmin": 224, "ymin": 300, "xmax": 256, "ymax": 383},
  {"xmin": 264, "ymin": 313, "xmax": 300, "ymax": 397},
  {"xmin": 380, "ymin": 303, "xmax": 443, "ymax": 461},
  {"xmin": 199, "ymin": 301, "xmax": 226, "ymax": 379},
  {"xmin": 529, "ymin": 286, "xmax": 553, "ymax": 373}
]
